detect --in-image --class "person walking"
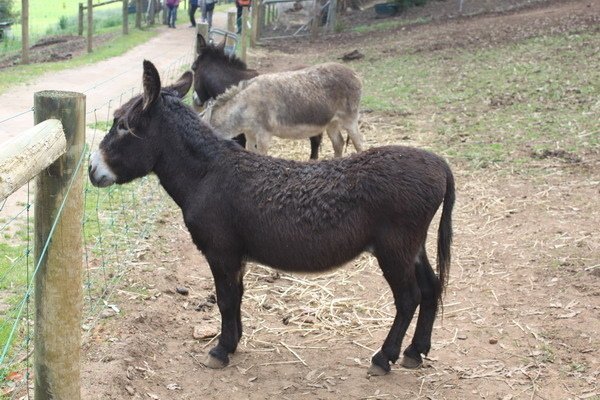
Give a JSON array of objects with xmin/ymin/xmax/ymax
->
[
  {"xmin": 200, "ymin": 0, "xmax": 208, "ymax": 24},
  {"xmin": 166, "ymin": 0, "xmax": 180, "ymax": 28},
  {"xmin": 189, "ymin": 0, "xmax": 199, "ymax": 27},
  {"xmin": 205, "ymin": 0, "xmax": 217, "ymax": 29}
]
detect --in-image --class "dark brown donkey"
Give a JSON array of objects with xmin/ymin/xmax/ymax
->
[
  {"xmin": 89, "ymin": 61, "xmax": 455, "ymax": 376},
  {"xmin": 191, "ymin": 33, "xmax": 324, "ymax": 159}
]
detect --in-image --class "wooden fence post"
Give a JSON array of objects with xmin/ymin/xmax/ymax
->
[
  {"xmin": 33, "ymin": 90, "xmax": 86, "ymax": 400},
  {"xmin": 327, "ymin": 0, "xmax": 337, "ymax": 32},
  {"xmin": 148, "ymin": 0, "xmax": 156, "ymax": 25},
  {"xmin": 310, "ymin": 0, "xmax": 320, "ymax": 41},
  {"xmin": 123, "ymin": 0, "xmax": 129, "ymax": 34},
  {"xmin": 87, "ymin": 0, "xmax": 93, "ymax": 53},
  {"xmin": 196, "ymin": 22, "xmax": 209, "ymax": 54},
  {"xmin": 250, "ymin": 0, "xmax": 259, "ymax": 47},
  {"xmin": 136, "ymin": 0, "xmax": 143, "ymax": 28},
  {"xmin": 78, "ymin": 3, "xmax": 84, "ymax": 36},
  {"xmin": 227, "ymin": 10, "xmax": 237, "ymax": 49},
  {"xmin": 21, "ymin": 0, "xmax": 29, "ymax": 64},
  {"xmin": 240, "ymin": 7, "xmax": 249, "ymax": 61}
]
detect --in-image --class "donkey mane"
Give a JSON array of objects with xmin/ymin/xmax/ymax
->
[
  {"xmin": 210, "ymin": 78, "xmax": 255, "ymax": 112},
  {"xmin": 198, "ymin": 44, "xmax": 249, "ymax": 70}
]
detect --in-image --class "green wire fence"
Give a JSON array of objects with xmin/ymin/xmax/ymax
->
[{"xmin": 0, "ymin": 52, "xmax": 193, "ymax": 399}]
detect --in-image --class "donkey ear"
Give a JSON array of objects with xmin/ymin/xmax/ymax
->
[
  {"xmin": 166, "ymin": 71, "xmax": 193, "ymax": 98},
  {"xmin": 142, "ymin": 60, "xmax": 161, "ymax": 111},
  {"xmin": 196, "ymin": 33, "xmax": 207, "ymax": 54}
]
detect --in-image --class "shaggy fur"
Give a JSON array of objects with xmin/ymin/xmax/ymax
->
[
  {"xmin": 191, "ymin": 34, "xmax": 323, "ymax": 159},
  {"xmin": 89, "ymin": 61, "xmax": 455, "ymax": 375},
  {"xmin": 205, "ymin": 62, "xmax": 364, "ymax": 158}
]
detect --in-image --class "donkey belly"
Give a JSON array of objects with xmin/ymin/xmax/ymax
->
[
  {"xmin": 271, "ymin": 123, "xmax": 329, "ymax": 140},
  {"xmin": 243, "ymin": 225, "xmax": 371, "ymax": 272}
]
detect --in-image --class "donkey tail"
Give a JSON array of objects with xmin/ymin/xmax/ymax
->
[{"xmin": 436, "ymin": 165, "xmax": 455, "ymax": 293}]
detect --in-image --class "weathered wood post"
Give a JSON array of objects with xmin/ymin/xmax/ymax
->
[
  {"xmin": 196, "ymin": 22, "xmax": 209, "ymax": 53},
  {"xmin": 240, "ymin": 7, "xmax": 249, "ymax": 61},
  {"xmin": 327, "ymin": 0, "xmax": 337, "ymax": 32},
  {"xmin": 78, "ymin": 3, "xmax": 84, "ymax": 36},
  {"xmin": 87, "ymin": 0, "xmax": 93, "ymax": 53},
  {"xmin": 310, "ymin": 0, "xmax": 320, "ymax": 41},
  {"xmin": 33, "ymin": 91, "xmax": 86, "ymax": 400},
  {"xmin": 227, "ymin": 10, "xmax": 237, "ymax": 49},
  {"xmin": 21, "ymin": 0, "xmax": 30, "ymax": 64},
  {"xmin": 250, "ymin": 0, "xmax": 260, "ymax": 47},
  {"xmin": 148, "ymin": 0, "xmax": 156, "ymax": 25},
  {"xmin": 123, "ymin": 0, "xmax": 129, "ymax": 34},
  {"xmin": 136, "ymin": 0, "xmax": 143, "ymax": 28}
]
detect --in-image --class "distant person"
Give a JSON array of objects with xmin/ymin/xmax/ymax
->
[
  {"xmin": 205, "ymin": 0, "xmax": 217, "ymax": 29},
  {"xmin": 189, "ymin": 0, "xmax": 199, "ymax": 27},
  {"xmin": 235, "ymin": 0, "xmax": 250, "ymax": 34},
  {"xmin": 200, "ymin": 0, "xmax": 208, "ymax": 24},
  {"xmin": 166, "ymin": 0, "xmax": 180, "ymax": 28}
]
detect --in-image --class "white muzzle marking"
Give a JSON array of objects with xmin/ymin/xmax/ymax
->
[{"xmin": 89, "ymin": 150, "xmax": 117, "ymax": 188}]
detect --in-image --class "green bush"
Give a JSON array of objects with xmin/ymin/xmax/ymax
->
[
  {"xmin": 0, "ymin": 0, "xmax": 18, "ymax": 21},
  {"xmin": 59, "ymin": 15, "xmax": 69, "ymax": 30}
]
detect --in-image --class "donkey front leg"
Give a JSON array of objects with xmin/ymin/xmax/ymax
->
[
  {"xmin": 204, "ymin": 252, "xmax": 244, "ymax": 369},
  {"xmin": 309, "ymin": 134, "xmax": 323, "ymax": 160}
]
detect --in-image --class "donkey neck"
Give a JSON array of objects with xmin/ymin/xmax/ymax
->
[{"xmin": 152, "ymin": 119, "xmax": 227, "ymax": 209}]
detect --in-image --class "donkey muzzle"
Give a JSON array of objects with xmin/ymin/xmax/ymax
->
[{"xmin": 88, "ymin": 151, "xmax": 117, "ymax": 188}]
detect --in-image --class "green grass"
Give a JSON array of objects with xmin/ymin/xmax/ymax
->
[
  {"xmin": 11, "ymin": 0, "xmax": 123, "ymax": 37},
  {"xmin": 352, "ymin": 32, "xmax": 600, "ymax": 169},
  {"xmin": 0, "ymin": 167, "xmax": 172, "ymax": 388}
]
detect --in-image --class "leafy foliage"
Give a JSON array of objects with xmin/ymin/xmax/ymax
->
[{"xmin": 0, "ymin": 0, "xmax": 18, "ymax": 22}]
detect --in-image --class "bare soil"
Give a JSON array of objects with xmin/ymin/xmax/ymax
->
[
  {"xmin": 78, "ymin": 1, "xmax": 599, "ymax": 399},
  {"xmin": 0, "ymin": 33, "xmax": 117, "ymax": 69}
]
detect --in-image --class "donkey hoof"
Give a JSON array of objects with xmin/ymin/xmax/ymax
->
[
  {"xmin": 400, "ymin": 355, "xmax": 423, "ymax": 369},
  {"xmin": 203, "ymin": 354, "xmax": 228, "ymax": 369},
  {"xmin": 367, "ymin": 363, "xmax": 390, "ymax": 376}
]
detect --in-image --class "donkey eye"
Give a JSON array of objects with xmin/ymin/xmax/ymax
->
[{"xmin": 116, "ymin": 120, "xmax": 128, "ymax": 134}]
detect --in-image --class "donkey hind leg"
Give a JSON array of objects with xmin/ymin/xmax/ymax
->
[
  {"xmin": 369, "ymin": 243, "xmax": 421, "ymax": 376},
  {"xmin": 326, "ymin": 123, "xmax": 344, "ymax": 158},
  {"xmin": 309, "ymin": 134, "xmax": 323, "ymax": 160},
  {"xmin": 344, "ymin": 115, "xmax": 365, "ymax": 153},
  {"xmin": 204, "ymin": 252, "xmax": 244, "ymax": 369},
  {"xmin": 402, "ymin": 247, "xmax": 441, "ymax": 369}
]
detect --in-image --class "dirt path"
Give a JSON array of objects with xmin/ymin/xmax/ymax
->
[{"xmin": 0, "ymin": 15, "xmax": 228, "ymax": 146}]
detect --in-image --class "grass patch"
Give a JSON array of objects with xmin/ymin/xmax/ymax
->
[
  {"xmin": 353, "ymin": 32, "xmax": 600, "ymax": 169},
  {"xmin": 11, "ymin": 0, "xmax": 123, "ymax": 38},
  {"xmin": 0, "ymin": 159, "xmax": 172, "ymax": 390}
]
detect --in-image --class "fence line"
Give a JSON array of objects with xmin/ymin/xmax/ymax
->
[{"xmin": 0, "ymin": 54, "xmax": 191, "ymax": 399}]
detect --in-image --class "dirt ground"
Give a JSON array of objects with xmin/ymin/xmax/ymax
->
[{"xmin": 47, "ymin": 1, "xmax": 599, "ymax": 399}]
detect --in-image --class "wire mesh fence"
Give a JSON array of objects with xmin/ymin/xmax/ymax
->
[{"xmin": 0, "ymin": 51, "xmax": 193, "ymax": 399}]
